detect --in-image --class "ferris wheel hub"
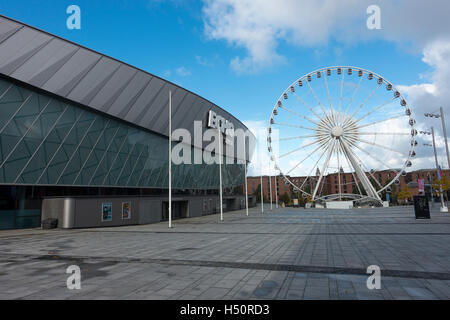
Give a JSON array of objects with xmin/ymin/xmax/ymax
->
[{"xmin": 331, "ymin": 126, "xmax": 344, "ymax": 138}]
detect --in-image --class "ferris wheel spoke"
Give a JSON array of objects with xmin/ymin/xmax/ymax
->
[
  {"xmin": 346, "ymin": 138, "xmax": 398, "ymax": 172},
  {"xmin": 323, "ymin": 72, "xmax": 335, "ymax": 120},
  {"xmin": 272, "ymin": 122, "xmax": 316, "ymax": 131},
  {"xmin": 344, "ymin": 83, "xmax": 381, "ymax": 127},
  {"xmin": 286, "ymin": 142, "xmax": 326, "ymax": 175},
  {"xmin": 354, "ymin": 97, "xmax": 396, "ymax": 124},
  {"xmin": 292, "ymin": 92, "xmax": 322, "ymax": 121},
  {"xmin": 355, "ymin": 137, "xmax": 408, "ymax": 156},
  {"xmin": 357, "ymin": 132, "xmax": 410, "ymax": 136},
  {"xmin": 343, "ymin": 136, "xmax": 401, "ymax": 173},
  {"xmin": 299, "ymin": 138, "xmax": 335, "ymax": 192},
  {"xmin": 343, "ymin": 77, "xmax": 363, "ymax": 118},
  {"xmin": 279, "ymin": 134, "xmax": 318, "ymax": 141},
  {"xmin": 338, "ymin": 71, "xmax": 345, "ymax": 121},
  {"xmin": 355, "ymin": 114, "xmax": 405, "ymax": 130},
  {"xmin": 279, "ymin": 139, "xmax": 320, "ymax": 159},
  {"xmin": 305, "ymin": 80, "xmax": 329, "ymax": 118},
  {"xmin": 279, "ymin": 105, "xmax": 320, "ymax": 126}
]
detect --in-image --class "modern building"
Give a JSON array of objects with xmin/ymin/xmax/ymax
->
[{"xmin": 0, "ymin": 15, "xmax": 255, "ymax": 230}]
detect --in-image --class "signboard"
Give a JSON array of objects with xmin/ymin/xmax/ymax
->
[
  {"xmin": 122, "ymin": 202, "xmax": 131, "ymax": 220},
  {"xmin": 101, "ymin": 203, "xmax": 112, "ymax": 221},
  {"xmin": 413, "ymin": 196, "xmax": 430, "ymax": 219},
  {"xmin": 293, "ymin": 199, "xmax": 299, "ymax": 207},
  {"xmin": 207, "ymin": 110, "xmax": 234, "ymax": 144}
]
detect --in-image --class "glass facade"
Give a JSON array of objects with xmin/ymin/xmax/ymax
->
[
  {"xmin": 0, "ymin": 77, "xmax": 246, "ymax": 230},
  {"xmin": 0, "ymin": 77, "xmax": 245, "ymax": 189}
]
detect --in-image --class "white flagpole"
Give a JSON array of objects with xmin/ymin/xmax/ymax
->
[
  {"xmin": 275, "ymin": 170, "xmax": 279, "ymax": 208},
  {"xmin": 260, "ymin": 174, "xmax": 264, "ymax": 213},
  {"xmin": 244, "ymin": 135, "xmax": 249, "ymax": 216},
  {"xmin": 168, "ymin": 90, "xmax": 172, "ymax": 228},
  {"xmin": 269, "ymin": 165, "xmax": 273, "ymax": 211},
  {"xmin": 219, "ymin": 127, "xmax": 223, "ymax": 221}
]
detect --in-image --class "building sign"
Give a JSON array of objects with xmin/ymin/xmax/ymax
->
[
  {"xmin": 207, "ymin": 110, "xmax": 234, "ymax": 144},
  {"xmin": 101, "ymin": 203, "xmax": 112, "ymax": 221},
  {"xmin": 122, "ymin": 202, "xmax": 131, "ymax": 220}
]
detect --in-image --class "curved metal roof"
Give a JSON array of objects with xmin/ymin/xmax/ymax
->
[{"xmin": 0, "ymin": 14, "xmax": 254, "ymax": 159}]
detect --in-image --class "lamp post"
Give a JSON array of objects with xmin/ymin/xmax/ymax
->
[
  {"xmin": 425, "ymin": 107, "xmax": 450, "ymax": 171},
  {"xmin": 423, "ymin": 127, "xmax": 448, "ymax": 212}
]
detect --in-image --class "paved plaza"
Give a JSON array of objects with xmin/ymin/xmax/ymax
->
[{"xmin": 0, "ymin": 205, "xmax": 449, "ymax": 300}]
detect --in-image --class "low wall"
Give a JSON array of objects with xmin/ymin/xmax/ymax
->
[
  {"xmin": 326, "ymin": 201, "xmax": 354, "ymax": 209},
  {"xmin": 42, "ymin": 194, "xmax": 255, "ymax": 229}
]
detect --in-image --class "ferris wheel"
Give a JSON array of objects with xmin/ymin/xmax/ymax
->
[{"xmin": 267, "ymin": 66, "xmax": 417, "ymax": 204}]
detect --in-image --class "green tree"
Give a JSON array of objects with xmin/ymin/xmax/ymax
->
[
  {"xmin": 279, "ymin": 193, "xmax": 290, "ymax": 205},
  {"xmin": 396, "ymin": 187, "xmax": 412, "ymax": 204},
  {"xmin": 254, "ymin": 184, "xmax": 267, "ymax": 203}
]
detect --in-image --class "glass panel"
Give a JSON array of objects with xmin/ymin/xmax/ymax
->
[
  {"xmin": 0, "ymin": 210, "xmax": 15, "ymax": 230},
  {"xmin": 0, "ymin": 77, "xmax": 11, "ymax": 97},
  {"xmin": 39, "ymin": 112, "xmax": 95, "ymax": 184}
]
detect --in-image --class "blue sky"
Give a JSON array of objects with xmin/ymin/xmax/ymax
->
[
  {"xmin": 1, "ymin": 0, "xmax": 449, "ymax": 173},
  {"xmin": 0, "ymin": 0, "xmax": 429, "ymax": 121}
]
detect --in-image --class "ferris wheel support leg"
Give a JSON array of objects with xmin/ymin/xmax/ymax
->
[
  {"xmin": 312, "ymin": 138, "xmax": 336, "ymax": 201},
  {"xmin": 340, "ymin": 139, "xmax": 382, "ymax": 204}
]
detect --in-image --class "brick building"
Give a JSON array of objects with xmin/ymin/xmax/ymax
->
[{"xmin": 247, "ymin": 168, "xmax": 449, "ymax": 203}]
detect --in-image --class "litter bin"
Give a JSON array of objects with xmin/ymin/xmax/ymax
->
[
  {"xmin": 413, "ymin": 196, "xmax": 430, "ymax": 219},
  {"xmin": 42, "ymin": 218, "xmax": 58, "ymax": 229}
]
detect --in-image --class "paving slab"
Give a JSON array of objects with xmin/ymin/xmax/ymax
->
[{"xmin": 0, "ymin": 205, "xmax": 449, "ymax": 300}]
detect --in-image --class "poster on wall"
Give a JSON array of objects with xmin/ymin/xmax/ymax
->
[
  {"xmin": 101, "ymin": 203, "xmax": 112, "ymax": 221},
  {"xmin": 122, "ymin": 202, "xmax": 131, "ymax": 220}
]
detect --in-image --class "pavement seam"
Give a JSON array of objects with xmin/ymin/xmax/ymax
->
[{"xmin": 1, "ymin": 252, "xmax": 449, "ymax": 281}]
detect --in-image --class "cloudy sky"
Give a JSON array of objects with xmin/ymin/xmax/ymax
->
[{"xmin": 1, "ymin": 0, "xmax": 449, "ymax": 176}]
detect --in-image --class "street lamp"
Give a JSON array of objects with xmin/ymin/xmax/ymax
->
[
  {"xmin": 422, "ymin": 128, "xmax": 448, "ymax": 212},
  {"xmin": 424, "ymin": 107, "xmax": 450, "ymax": 171}
]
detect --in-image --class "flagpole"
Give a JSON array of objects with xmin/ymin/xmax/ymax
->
[
  {"xmin": 260, "ymin": 173, "xmax": 264, "ymax": 213},
  {"xmin": 275, "ymin": 169, "xmax": 278, "ymax": 208},
  {"xmin": 269, "ymin": 165, "xmax": 273, "ymax": 211},
  {"xmin": 244, "ymin": 135, "xmax": 249, "ymax": 216},
  {"xmin": 219, "ymin": 127, "xmax": 223, "ymax": 221},
  {"xmin": 168, "ymin": 90, "xmax": 172, "ymax": 228}
]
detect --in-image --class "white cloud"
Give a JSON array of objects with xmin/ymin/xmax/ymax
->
[
  {"xmin": 175, "ymin": 66, "xmax": 192, "ymax": 76},
  {"xmin": 398, "ymin": 40, "xmax": 450, "ymax": 170},
  {"xmin": 202, "ymin": 0, "xmax": 450, "ymax": 74},
  {"xmin": 208, "ymin": 1, "xmax": 450, "ymax": 172},
  {"xmin": 195, "ymin": 55, "xmax": 214, "ymax": 67},
  {"xmin": 243, "ymin": 120, "xmax": 279, "ymax": 176}
]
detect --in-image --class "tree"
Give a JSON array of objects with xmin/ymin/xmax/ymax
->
[
  {"xmin": 432, "ymin": 175, "xmax": 450, "ymax": 192},
  {"xmin": 396, "ymin": 187, "xmax": 412, "ymax": 204},
  {"xmin": 254, "ymin": 184, "xmax": 267, "ymax": 203},
  {"xmin": 279, "ymin": 193, "xmax": 290, "ymax": 205},
  {"xmin": 432, "ymin": 175, "xmax": 450, "ymax": 201}
]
